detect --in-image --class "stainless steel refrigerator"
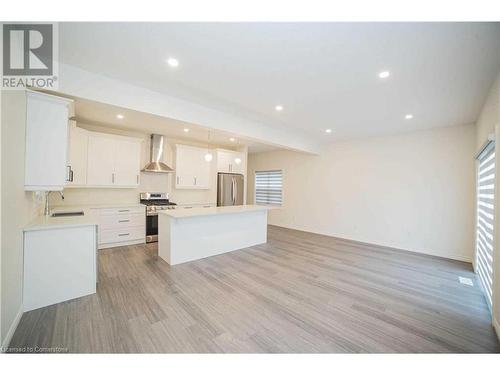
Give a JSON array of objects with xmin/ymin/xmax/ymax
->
[{"xmin": 217, "ymin": 173, "xmax": 244, "ymax": 206}]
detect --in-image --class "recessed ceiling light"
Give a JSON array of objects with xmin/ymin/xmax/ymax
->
[
  {"xmin": 167, "ymin": 57, "xmax": 179, "ymax": 68},
  {"xmin": 229, "ymin": 137, "xmax": 235, "ymax": 142},
  {"xmin": 116, "ymin": 114, "xmax": 124, "ymax": 119},
  {"xmin": 275, "ymin": 105, "xmax": 283, "ymax": 112},
  {"xmin": 183, "ymin": 128, "xmax": 189, "ymax": 133},
  {"xmin": 325, "ymin": 129, "xmax": 332, "ymax": 134},
  {"xmin": 378, "ymin": 71, "xmax": 390, "ymax": 79},
  {"xmin": 405, "ymin": 114, "xmax": 414, "ymax": 120}
]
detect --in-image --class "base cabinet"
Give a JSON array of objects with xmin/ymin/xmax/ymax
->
[
  {"xmin": 23, "ymin": 225, "xmax": 97, "ymax": 312},
  {"xmin": 91, "ymin": 206, "xmax": 146, "ymax": 249}
]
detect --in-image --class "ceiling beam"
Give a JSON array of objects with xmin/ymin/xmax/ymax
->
[{"xmin": 56, "ymin": 63, "xmax": 321, "ymax": 154}]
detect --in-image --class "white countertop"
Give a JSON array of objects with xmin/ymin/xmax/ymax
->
[
  {"xmin": 52, "ymin": 203, "xmax": 146, "ymax": 210},
  {"xmin": 24, "ymin": 209, "xmax": 99, "ymax": 232},
  {"xmin": 158, "ymin": 204, "xmax": 271, "ymax": 219},
  {"xmin": 24, "ymin": 203, "xmax": 145, "ymax": 232}
]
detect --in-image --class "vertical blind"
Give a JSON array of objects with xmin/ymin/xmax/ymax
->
[
  {"xmin": 476, "ymin": 141, "xmax": 495, "ymax": 308},
  {"xmin": 255, "ymin": 170, "xmax": 283, "ymax": 206}
]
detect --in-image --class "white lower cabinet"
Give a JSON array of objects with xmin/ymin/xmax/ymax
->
[
  {"xmin": 92, "ymin": 206, "xmax": 146, "ymax": 249},
  {"xmin": 23, "ymin": 225, "xmax": 97, "ymax": 312}
]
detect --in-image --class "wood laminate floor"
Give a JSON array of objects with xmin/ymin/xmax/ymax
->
[{"xmin": 9, "ymin": 225, "xmax": 500, "ymax": 353}]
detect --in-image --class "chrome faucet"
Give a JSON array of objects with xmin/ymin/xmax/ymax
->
[{"xmin": 44, "ymin": 191, "xmax": 65, "ymax": 216}]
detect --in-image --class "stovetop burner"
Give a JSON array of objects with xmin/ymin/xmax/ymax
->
[{"xmin": 140, "ymin": 193, "xmax": 177, "ymax": 214}]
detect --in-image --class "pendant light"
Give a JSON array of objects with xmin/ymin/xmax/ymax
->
[
  {"xmin": 204, "ymin": 130, "xmax": 213, "ymax": 162},
  {"xmin": 233, "ymin": 138, "xmax": 242, "ymax": 164}
]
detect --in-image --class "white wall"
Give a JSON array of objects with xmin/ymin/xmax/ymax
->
[
  {"xmin": 50, "ymin": 123, "xmax": 248, "ymax": 207},
  {"xmin": 1, "ymin": 91, "xmax": 43, "ymax": 346},
  {"xmin": 475, "ymin": 69, "xmax": 500, "ymax": 336},
  {"xmin": 248, "ymin": 124, "xmax": 476, "ymax": 262}
]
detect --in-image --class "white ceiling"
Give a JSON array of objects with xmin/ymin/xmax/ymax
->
[
  {"xmin": 72, "ymin": 97, "xmax": 277, "ymax": 153},
  {"xmin": 60, "ymin": 22, "xmax": 500, "ymax": 145}
]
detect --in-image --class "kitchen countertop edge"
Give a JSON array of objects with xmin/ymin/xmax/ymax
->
[
  {"xmin": 158, "ymin": 204, "xmax": 273, "ymax": 219},
  {"xmin": 24, "ymin": 203, "xmax": 146, "ymax": 232}
]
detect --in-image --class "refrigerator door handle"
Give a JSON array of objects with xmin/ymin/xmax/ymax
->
[
  {"xmin": 231, "ymin": 177, "xmax": 235, "ymax": 205},
  {"xmin": 233, "ymin": 177, "xmax": 237, "ymax": 205}
]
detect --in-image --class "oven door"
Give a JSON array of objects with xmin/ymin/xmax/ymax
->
[{"xmin": 145, "ymin": 213, "xmax": 158, "ymax": 243}]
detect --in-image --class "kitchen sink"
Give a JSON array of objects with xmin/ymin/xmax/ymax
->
[{"xmin": 51, "ymin": 211, "xmax": 85, "ymax": 217}]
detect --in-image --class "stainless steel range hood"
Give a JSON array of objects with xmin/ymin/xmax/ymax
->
[{"xmin": 142, "ymin": 134, "xmax": 174, "ymax": 173}]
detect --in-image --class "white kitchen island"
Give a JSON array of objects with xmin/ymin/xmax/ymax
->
[{"xmin": 158, "ymin": 205, "xmax": 270, "ymax": 265}]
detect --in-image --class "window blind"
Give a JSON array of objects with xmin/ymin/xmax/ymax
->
[
  {"xmin": 476, "ymin": 141, "xmax": 495, "ymax": 308},
  {"xmin": 255, "ymin": 170, "xmax": 283, "ymax": 206}
]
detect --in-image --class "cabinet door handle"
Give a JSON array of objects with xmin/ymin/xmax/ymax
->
[
  {"xmin": 229, "ymin": 164, "xmax": 232, "ymax": 172},
  {"xmin": 118, "ymin": 209, "xmax": 130, "ymax": 212},
  {"xmin": 70, "ymin": 168, "xmax": 74, "ymax": 182},
  {"xmin": 194, "ymin": 177, "xmax": 197, "ymax": 185},
  {"xmin": 118, "ymin": 219, "xmax": 130, "ymax": 223},
  {"xmin": 176, "ymin": 176, "xmax": 179, "ymax": 184},
  {"xmin": 112, "ymin": 173, "xmax": 115, "ymax": 183},
  {"xmin": 136, "ymin": 175, "xmax": 139, "ymax": 184},
  {"xmin": 184, "ymin": 206, "xmax": 193, "ymax": 209},
  {"xmin": 118, "ymin": 233, "xmax": 130, "ymax": 237}
]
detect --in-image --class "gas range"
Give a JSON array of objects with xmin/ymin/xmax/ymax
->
[
  {"xmin": 140, "ymin": 192, "xmax": 177, "ymax": 243},
  {"xmin": 140, "ymin": 192, "xmax": 177, "ymax": 215}
]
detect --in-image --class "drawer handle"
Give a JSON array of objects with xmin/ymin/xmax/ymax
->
[
  {"xmin": 118, "ymin": 233, "xmax": 130, "ymax": 237},
  {"xmin": 118, "ymin": 209, "xmax": 130, "ymax": 212},
  {"xmin": 184, "ymin": 206, "xmax": 193, "ymax": 209},
  {"xmin": 118, "ymin": 219, "xmax": 130, "ymax": 223}
]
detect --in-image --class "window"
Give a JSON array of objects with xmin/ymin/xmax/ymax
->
[
  {"xmin": 255, "ymin": 170, "xmax": 283, "ymax": 206},
  {"xmin": 475, "ymin": 141, "xmax": 495, "ymax": 308}
]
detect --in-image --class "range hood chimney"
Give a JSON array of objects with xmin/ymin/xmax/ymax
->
[{"xmin": 142, "ymin": 134, "xmax": 174, "ymax": 173}]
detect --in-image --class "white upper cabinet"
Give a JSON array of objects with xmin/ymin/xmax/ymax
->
[
  {"xmin": 216, "ymin": 149, "xmax": 245, "ymax": 174},
  {"xmin": 25, "ymin": 91, "xmax": 73, "ymax": 191},
  {"xmin": 66, "ymin": 121, "xmax": 88, "ymax": 186},
  {"xmin": 87, "ymin": 134, "xmax": 116, "ymax": 186},
  {"xmin": 86, "ymin": 133, "xmax": 141, "ymax": 188},
  {"xmin": 175, "ymin": 144, "xmax": 210, "ymax": 189},
  {"xmin": 231, "ymin": 154, "xmax": 245, "ymax": 174},
  {"xmin": 216, "ymin": 150, "xmax": 233, "ymax": 173},
  {"xmin": 114, "ymin": 139, "xmax": 141, "ymax": 186}
]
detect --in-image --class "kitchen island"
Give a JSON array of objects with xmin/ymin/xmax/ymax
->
[{"xmin": 158, "ymin": 205, "xmax": 270, "ymax": 265}]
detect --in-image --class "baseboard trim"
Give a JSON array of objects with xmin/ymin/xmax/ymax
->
[
  {"xmin": 98, "ymin": 239, "xmax": 145, "ymax": 250},
  {"xmin": 268, "ymin": 224, "xmax": 473, "ymax": 263},
  {"xmin": 1, "ymin": 305, "xmax": 23, "ymax": 352}
]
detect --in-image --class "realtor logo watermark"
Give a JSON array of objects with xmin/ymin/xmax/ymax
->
[{"xmin": 2, "ymin": 23, "xmax": 58, "ymax": 89}]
